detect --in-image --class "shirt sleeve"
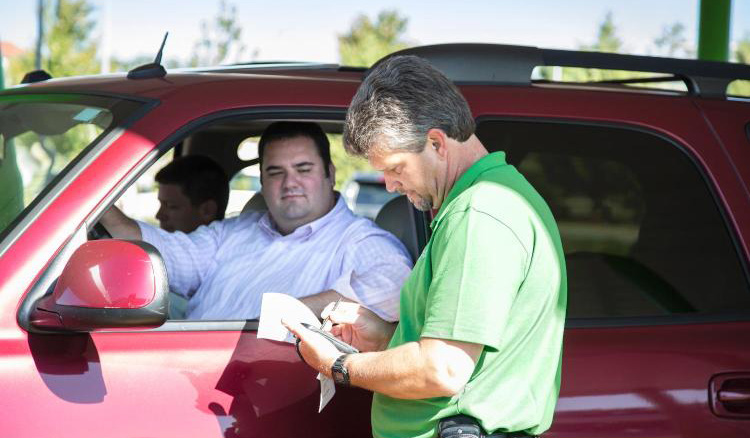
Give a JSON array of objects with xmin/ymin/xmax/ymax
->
[
  {"xmin": 138, "ymin": 219, "xmax": 228, "ymax": 298},
  {"xmin": 329, "ymin": 228, "xmax": 413, "ymax": 322},
  {"xmin": 421, "ymin": 208, "xmax": 531, "ymax": 350}
]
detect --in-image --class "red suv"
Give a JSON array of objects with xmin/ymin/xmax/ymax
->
[{"xmin": 1, "ymin": 44, "xmax": 749, "ymax": 437}]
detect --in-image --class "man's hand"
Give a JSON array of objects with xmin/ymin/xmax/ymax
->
[
  {"xmin": 322, "ymin": 302, "xmax": 396, "ymax": 352},
  {"xmin": 281, "ymin": 318, "xmax": 341, "ymax": 377},
  {"xmin": 99, "ymin": 205, "xmax": 142, "ymax": 240}
]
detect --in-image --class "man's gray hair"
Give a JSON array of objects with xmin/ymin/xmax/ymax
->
[{"xmin": 344, "ymin": 55, "xmax": 475, "ymax": 158}]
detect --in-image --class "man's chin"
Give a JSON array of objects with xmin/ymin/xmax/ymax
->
[{"xmin": 406, "ymin": 194, "xmax": 432, "ymax": 212}]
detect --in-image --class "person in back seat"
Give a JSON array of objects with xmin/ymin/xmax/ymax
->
[
  {"xmin": 101, "ymin": 121, "xmax": 412, "ymax": 321},
  {"xmin": 154, "ymin": 155, "xmax": 229, "ymax": 233}
]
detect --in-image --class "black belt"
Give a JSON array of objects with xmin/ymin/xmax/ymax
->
[{"xmin": 438, "ymin": 415, "xmax": 535, "ymax": 438}]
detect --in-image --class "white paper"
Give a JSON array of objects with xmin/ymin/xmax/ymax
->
[
  {"xmin": 317, "ymin": 373, "xmax": 336, "ymax": 412},
  {"xmin": 257, "ymin": 293, "xmax": 337, "ymax": 412},
  {"xmin": 257, "ymin": 293, "xmax": 320, "ymax": 343}
]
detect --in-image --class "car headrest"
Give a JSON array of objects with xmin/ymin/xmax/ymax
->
[
  {"xmin": 241, "ymin": 192, "xmax": 267, "ymax": 214},
  {"xmin": 375, "ymin": 195, "xmax": 420, "ymax": 262}
]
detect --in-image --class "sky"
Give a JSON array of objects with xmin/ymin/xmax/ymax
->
[{"xmin": 0, "ymin": 0, "xmax": 749, "ymax": 67}]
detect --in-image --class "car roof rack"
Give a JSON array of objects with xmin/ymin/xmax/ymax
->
[
  {"xmin": 192, "ymin": 61, "xmax": 341, "ymax": 74},
  {"xmin": 378, "ymin": 43, "xmax": 750, "ymax": 99}
]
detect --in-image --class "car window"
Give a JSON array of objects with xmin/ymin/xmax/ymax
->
[
  {"xmin": 477, "ymin": 120, "xmax": 750, "ymax": 320},
  {"xmin": 356, "ymin": 182, "xmax": 399, "ymax": 206},
  {"xmin": 0, "ymin": 94, "xmax": 144, "ymax": 237}
]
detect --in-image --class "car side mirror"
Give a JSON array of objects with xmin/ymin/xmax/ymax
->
[{"xmin": 30, "ymin": 239, "xmax": 168, "ymax": 331}]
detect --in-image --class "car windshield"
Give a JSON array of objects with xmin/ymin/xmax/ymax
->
[{"xmin": 0, "ymin": 94, "xmax": 145, "ymax": 237}]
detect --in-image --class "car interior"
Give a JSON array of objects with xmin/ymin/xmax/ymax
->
[{"xmin": 119, "ymin": 116, "xmax": 427, "ymax": 321}]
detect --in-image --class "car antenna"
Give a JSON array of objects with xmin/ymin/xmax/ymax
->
[{"xmin": 127, "ymin": 32, "xmax": 169, "ymax": 80}]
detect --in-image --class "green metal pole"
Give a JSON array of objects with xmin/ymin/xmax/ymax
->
[
  {"xmin": 698, "ymin": 0, "xmax": 732, "ymax": 61},
  {"xmin": 0, "ymin": 39, "xmax": 5, "ymax": 89}
]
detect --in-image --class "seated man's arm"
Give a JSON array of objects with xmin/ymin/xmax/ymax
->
[
  {"xmin": 137, "ymin": 216, "xmax": 228, "ymax": 298},
  {"xmin": 328, "ymin": 231, "xmax": 413, "ymax": 322},
  {"xmin": 100, "ymin": 206, "xmax": 142, "ymax": 240}
]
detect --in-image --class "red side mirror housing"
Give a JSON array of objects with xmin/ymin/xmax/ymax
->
[{"xmin": 31, "ymin": 239, "xmax": 168, "ymax": 331}]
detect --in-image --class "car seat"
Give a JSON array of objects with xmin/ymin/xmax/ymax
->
[{"xmin": 375, "ymin": 195, "xmax": 420, "ymax": 262}]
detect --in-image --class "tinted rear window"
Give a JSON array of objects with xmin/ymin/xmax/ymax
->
[{"xmin": 477, "ymin": 120, "xmax": 749, "ymax": 320}]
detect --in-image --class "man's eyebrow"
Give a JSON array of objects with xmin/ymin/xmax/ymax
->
[{"xmin": 293, "ymin": 161, "xmax": 315, "ymax": 168}]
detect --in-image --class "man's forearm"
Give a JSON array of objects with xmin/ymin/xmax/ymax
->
[
  {"xmin": 99, "ymin": 206, "xmax": 142, "ymax": 240},
  {"xmin": 331, "ymin": 338, "xmax": 481, "ymax": 399}
]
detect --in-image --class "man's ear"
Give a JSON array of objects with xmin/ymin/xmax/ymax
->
[
  {"xmin": 426, "ymin": 128, "xmax": 448, "ymax": 159},
  {"xmin": 198, "ymin": 199, "xmax": 219, "ymax": 223}
]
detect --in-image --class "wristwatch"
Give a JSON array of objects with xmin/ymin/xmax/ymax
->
[{"xmin": 331, "ymin": 354, "xmax": 351, "ymax": 386}]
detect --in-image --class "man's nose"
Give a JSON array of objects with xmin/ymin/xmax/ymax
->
[
  {"xmin": 384, "ymin": 177, "xmax": 400, "ymax": 193},
  {"xmin": 156, "ymin": 204, "xmax": 167, "ymax": 221},
  {"xmin": 282, "ymin": 172, "xmax": 301, "ymax": 189}
]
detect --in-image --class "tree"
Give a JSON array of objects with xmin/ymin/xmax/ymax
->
[
  {"xmin": 333, "ymin": 10, "xmax": 412, "ymax": 186},
  {"xmin": 328, "ymin": 135, "xmax": 371, "ymax": 190},
  {"xmin": 736, "ymin": 35, "xmax": 750, "ymax": 64},
  {"xmin": 580, "ymin": 11, "xmax": 623, "ymax": 54},
  {"xmin": 653, "ymin": 22, "xmax": 693, "ymax": 58},
  {"xmin": 547, "ymin": 11, "xmax": 627, "ymax": 83},
  {"xmin": 189, "ymin": 0, "xmax": 248, "ymax": 67},
  {"xmin": 338, "ymin": 10, "xmax": 410, "ymax": 67},
  {"xmin": 8, "ymin": 0, "xmax": 99, "ymax": 83}
]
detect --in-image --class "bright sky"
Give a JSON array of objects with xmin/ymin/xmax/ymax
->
[{"xmin": 1, "ymin": 0, "xmax": 749, "ymax": 66}]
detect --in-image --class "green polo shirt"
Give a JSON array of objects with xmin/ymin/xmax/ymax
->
[{"xmin": 371, "ymin": 152, "xmax": 567, "ymax": 438}]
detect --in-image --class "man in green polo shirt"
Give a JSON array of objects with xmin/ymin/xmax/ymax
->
[{"xmin": 284, "ymin": 55, "xmax": 567, "ymax": 438}]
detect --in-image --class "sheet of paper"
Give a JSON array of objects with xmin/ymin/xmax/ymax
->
[
  {"xmin": 257, "ymin": 293, "xmax": 337, "ymax": 412},
  {"xmin": 257, "ymin": 292, "xmax": 321, "ymax": 343},
  {"xmin": 317, "ymin": 373, "xmax": 336, "ymax": 412}
]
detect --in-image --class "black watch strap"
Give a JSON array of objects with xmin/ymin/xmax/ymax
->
[{"xmin": 331, "ymin": 354, "xmax": 351, "ymax": 386}]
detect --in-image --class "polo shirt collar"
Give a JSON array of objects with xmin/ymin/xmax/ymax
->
[{"xmin": 431, "ymin": 151, "xmax": 508, "ymax": 229}]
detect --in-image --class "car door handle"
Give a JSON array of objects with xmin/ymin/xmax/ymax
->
[
  {"xmin": 710, "ymin": 373, "xmax": 750, "ymax": 418},
  {"xmin": 717, "ymin": 388, "xmax": 750, "ymax": 404}
]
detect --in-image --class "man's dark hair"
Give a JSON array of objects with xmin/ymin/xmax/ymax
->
[
  {"xmin": 344, "ymin": 55, "xmax": 475, "ymax": 158},
  {"xmin": 258, "ymin": 121, "xmax": 332, "ymax": 177},
  {"xmin": 155, "ymin": 155, "xmax": 230, "ymax": 220}
]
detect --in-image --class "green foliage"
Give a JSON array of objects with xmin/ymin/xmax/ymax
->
[
  {"xmin": 189, "ymin": 0, "xmax": 247, "ymax": 67},
  {"xmin": 8, "ymin": 0, "xmax": 98, "ymax": 84},
  {"xmin": 580, "ymin": 11, "xmax": 623, "ymax": 54},
  {"xmin": 328, "ymin": 134, "xmax": 373, "ymax": 189},
  {"xmin": 728, "ymin": 34, "xmax": 750, "ymax": 97},
  {"xmin": 654, "ymin": 22, "xmax": 693, "ymax": 58},
  {"xmin": 332, "ymin": 10, "xmax": 412, "ymax": 186},
  {"xmin": 564, "ymin": 11, "xmax": 630, "ymax": 82},
  {"xmin": 538, "ymin": 12, "xmax": 678, "ymax": 89},
  {"xmin": 329, "ymin": 10, "xmax": 409, "ymax": 185},
  {"xmin": 338, "ymin": 10, "xmax": 411, "ymax": 67}
]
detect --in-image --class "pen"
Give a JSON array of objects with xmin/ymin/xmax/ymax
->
[{"xmin": 320, "ymin": 297, "xmax": 341, "ymax": 331}]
